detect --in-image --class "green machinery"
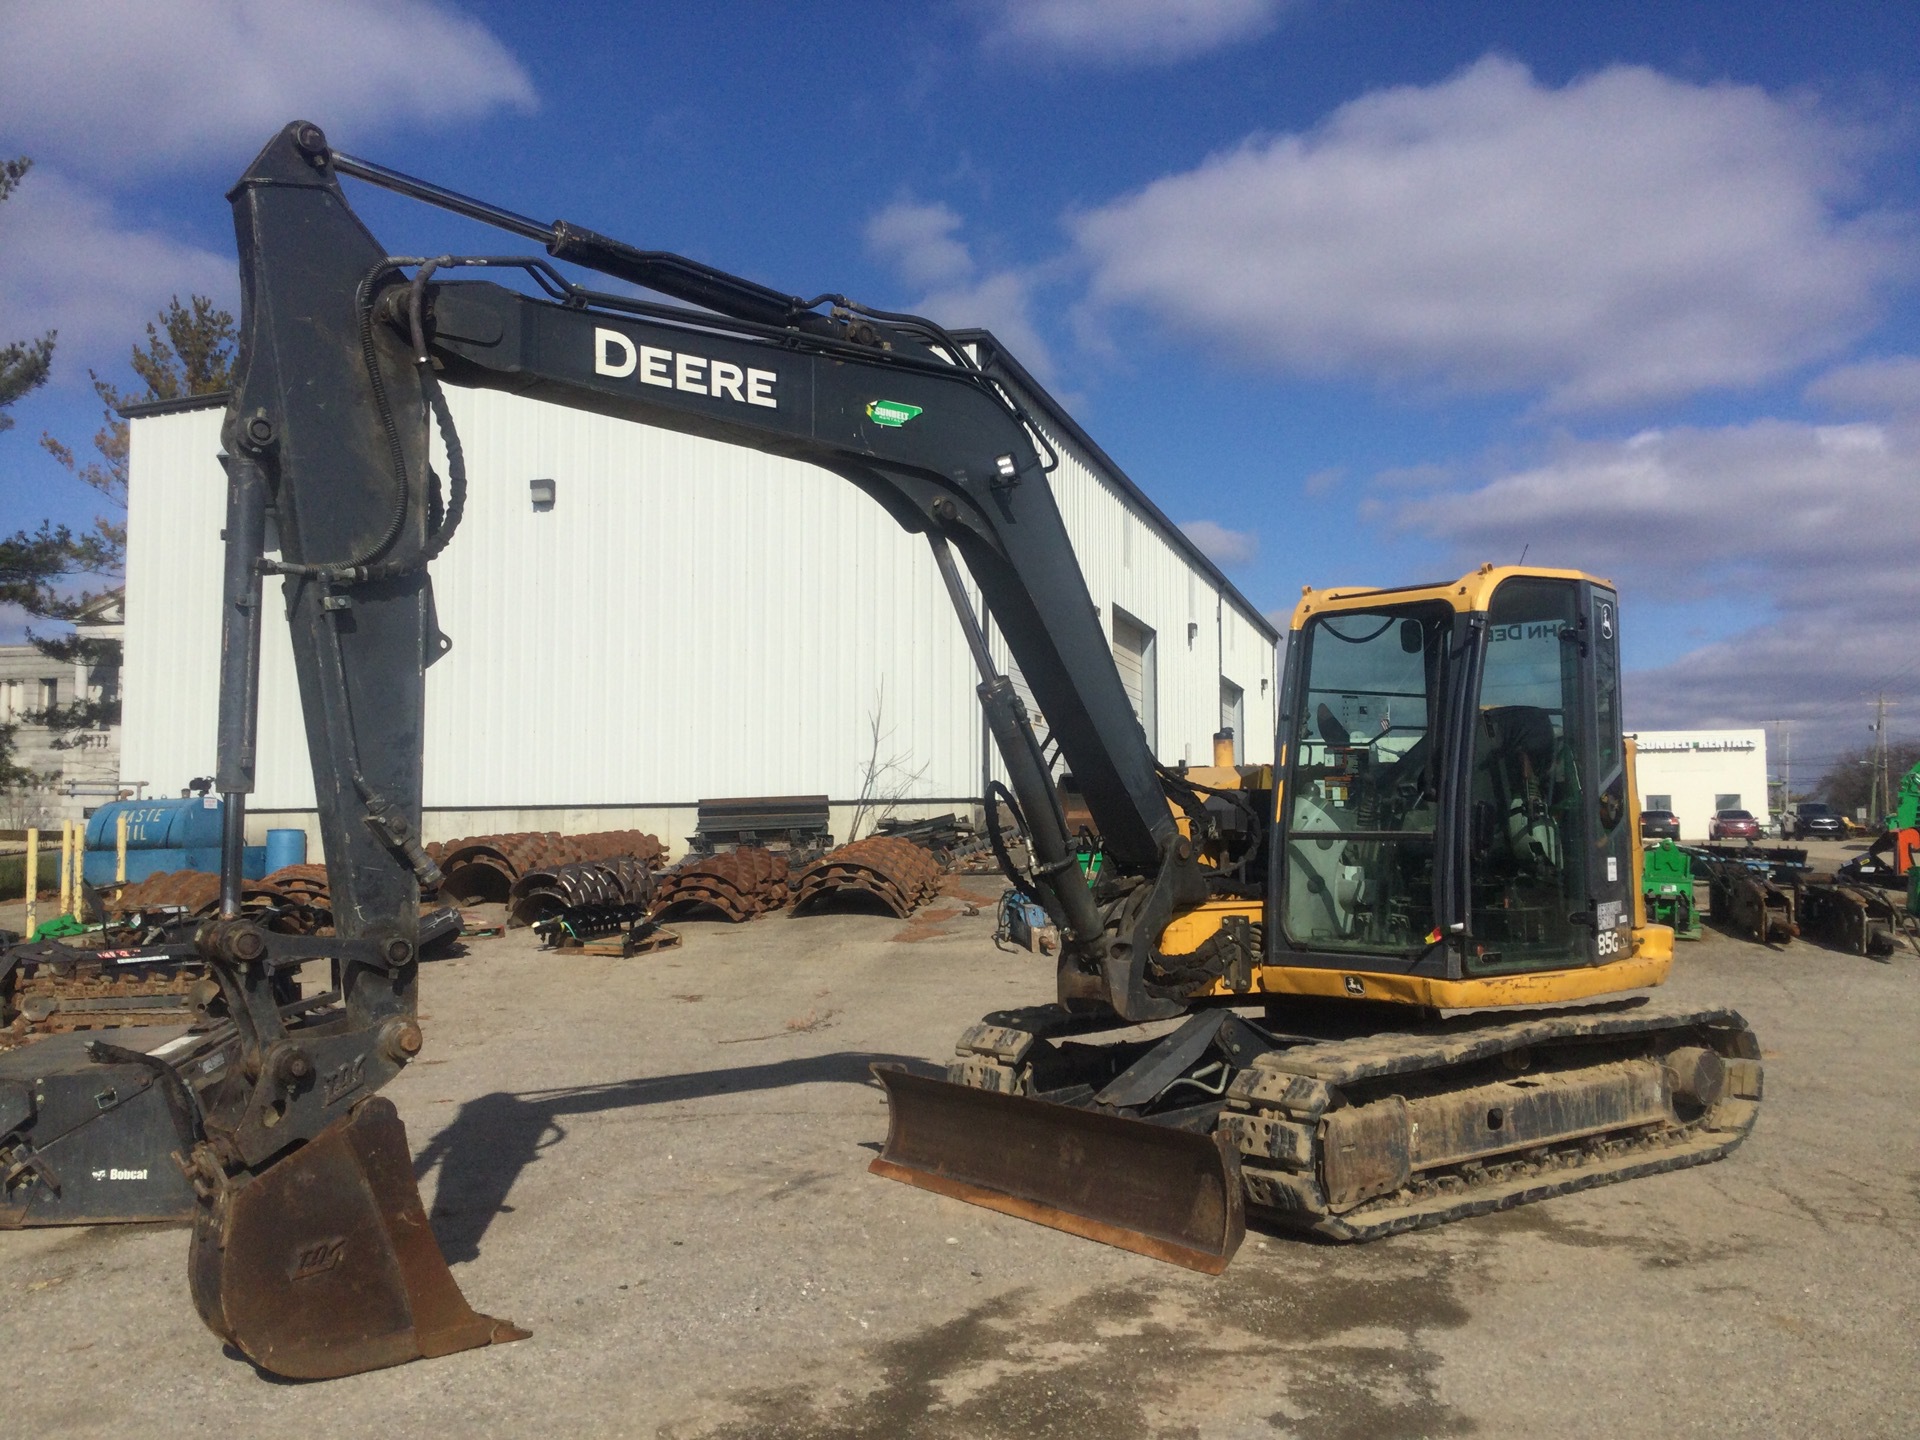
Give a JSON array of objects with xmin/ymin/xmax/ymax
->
[
  {"xmin": 1642, "ymin": 840, "xmax": 1703, "ymax": 940},
  {"xmin": 1887, "ymin": 761, "xmax": 1920, "ymax": 836},
  {"xmin": 1874, "ymin": 761, "xmax": 1920, "ymax": 917}
]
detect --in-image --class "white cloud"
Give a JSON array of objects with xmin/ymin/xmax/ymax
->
[
  {"xmin": 1381, "ymin": 417, "xmax": 1920, "ymax": 725},
  {"xmin": 1179, "ymin": 519, "xmax": 1258, "ymax": 566},
  {"xmin": 1624, "ymin": 599, "xmax": 1920, "ymax": 731},
  {"xmin": 1805, "ymin": 355, "xmax": 1920, "ymax": 416},
  {"xmin": 863, "ymin": 201, "xmax": 1054, "ymax": 378},
  {"xmin": 980, "ymin": 0, "xmax": 1291, "ymax": 66},
  {"xmin": 1073, "ymin": 57, "xmax": 1909, "ymax": 409},
  {"xmin": 0, "ymin": 165, "xmax": 234, "ymax": 383},
  {"xmin": 865, "ymin": 201, "xmax": 974, "ymax": 289},
  {"xmin": 920, "ymin": 272, "xmax": 1056, "ymax": 379},
  {"xmin": 0, "ymin": 0, "xmax": 536, "ymax": 174}
]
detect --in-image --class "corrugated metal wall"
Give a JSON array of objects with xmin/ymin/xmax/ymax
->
[{"xmin": 123, "ymin": 387, "xmax": 1275, "ymax": 825}]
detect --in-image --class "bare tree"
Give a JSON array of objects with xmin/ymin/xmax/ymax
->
[{"xmin": 845, "ymin": 679, "xmax": 930, "ymax": 841}]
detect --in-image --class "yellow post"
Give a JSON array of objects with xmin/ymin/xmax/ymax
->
[
  {"xmin": 60, "ymin": 820, "xmax": 75, "ymax": 919},
  {"xmin": 23, "ymin": 827, "xmax": 38, "ymax": 937},
  {"xmin": 116, "ymin": 810, "xmax": 129, "ymax": 886}
]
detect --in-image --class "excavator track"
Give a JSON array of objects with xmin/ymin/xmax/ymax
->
[
  {"xmin": 1221, "ymin": 1003, "xmax": 1760, "ymax": 1240},
  {"xmin": 900, "ymin": 1001, "xmax": 1759, "ymax": 1260}
]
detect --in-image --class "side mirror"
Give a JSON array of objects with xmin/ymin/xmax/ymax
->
[{"xmin": 1399, "ymin": 619, "xmax": 1424, "ymax": 654}]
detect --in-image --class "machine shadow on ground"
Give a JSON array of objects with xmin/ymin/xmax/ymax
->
[{"xmin": 412, "ymin": 1052, "xmax": 939, "ymax": 1260}]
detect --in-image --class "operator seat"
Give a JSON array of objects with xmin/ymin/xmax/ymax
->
[{"xmin": 1473, "ymin": 705, "xmax": 1566, "ymax": 873}]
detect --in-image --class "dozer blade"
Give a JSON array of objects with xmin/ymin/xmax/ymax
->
[
  {"xmin": 869, "ymin": 1065, "xmax": 1244, "ymax": 1274},
  {"xmin": 188, "ymin": 1096, "xmax": 528, "ymax": 1379}
]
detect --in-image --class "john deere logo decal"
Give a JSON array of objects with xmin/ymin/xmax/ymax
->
[{"xmin": 866, "ymin": 400, "xmax": 922, "ymax": 428}]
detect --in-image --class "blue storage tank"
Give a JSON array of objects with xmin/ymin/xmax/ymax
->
[
  {"xmin": 81, "ymin": 796, "xmax": 267, "ymax": 886},
  {"xmin": 264, "ymin": 828, "xmax": 307, "ymax": 872}
]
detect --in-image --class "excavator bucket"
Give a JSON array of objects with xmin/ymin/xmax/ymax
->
[
  {"xmin": 187, "ymin": 1097, "xmax": 528, "ymax": 1380},
  {"xmin": 869, "ymin": 1066, "xmax": 1244, "ymax": 1274}
]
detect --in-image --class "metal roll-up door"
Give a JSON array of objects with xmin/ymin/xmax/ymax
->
[
  {"xmin": 1111, "ymin": 609, "xmax": 1157, "ymax": 753},
  {"xmin": 1220, "ymin": 678, "xmax": 1244, "ymax": 762}
]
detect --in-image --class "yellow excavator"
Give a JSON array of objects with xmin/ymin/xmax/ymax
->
[{"xmin": 151, "ymin": 124, "xmax": 1759, "ymax": 1378}]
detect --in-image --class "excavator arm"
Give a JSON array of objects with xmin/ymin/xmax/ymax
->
[{"xmin": 187, "ymin": 122, "xmax": 1219, "ymax": 1377}]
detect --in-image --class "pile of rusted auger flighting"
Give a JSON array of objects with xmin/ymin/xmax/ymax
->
[
  {"xmin": 91, "ymin": 824, "xmax": 955, "ymax": 947},
  {"xmin": 428, "ymin": 830, "xmax": 669, "ymax": 905},
  {"xmin": 507, "ymin": 856, "xmax": 658, "ymax": 927},
  {"xmin": 792, "ymin": 836, "xmax": 946, "ymax": 919},
  {"xmin": 653, "ymin": 848, "xmax": 793, "ymax": 922},
  {"xmin": 112, "ymin": 862, "xmax": 342, "ymax": 934}
]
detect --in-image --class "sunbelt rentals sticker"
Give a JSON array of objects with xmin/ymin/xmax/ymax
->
[{"xmin": 866, "ymin": 400, "xmax": 922, "ymax": 428}]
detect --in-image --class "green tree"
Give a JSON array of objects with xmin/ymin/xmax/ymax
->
[
  {"xmin": 0, "ymin": 158, "xmax": 56, "ymax": 433},
  {"xmin": 11, "ymin": 295, "xmax": 236, "ymax": 740},
  {"xmin": 1, "ymin": 158, "xmax": 59, "ymax": 793},
  {"xmin": 39, "ymin": 293, "xmax": 237, "ymax": 581}
]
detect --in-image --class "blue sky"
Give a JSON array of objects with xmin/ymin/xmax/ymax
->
[{"xmin": 4, "ymin": 0, "xmax": 1919, "ymax": 778}]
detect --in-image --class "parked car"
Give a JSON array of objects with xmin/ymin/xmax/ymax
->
[
  {"xmin": 1639, "ymin": 808, "xmax": 1681, "ymax": 841},
  {"xmin": 1709, "ymin": 808, "xmax": 1761, "ymax": 841},
  {"xmin": 1785, "ymin": 802, "xmax": 1846, "ymax": 841}
]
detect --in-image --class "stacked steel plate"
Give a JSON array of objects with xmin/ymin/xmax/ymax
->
[
  {"xmin": 429, "ymin": 830, "xmax": 667, "ymax": 903},
  {"xmin": 506, "ymin": 856, "xmax": 657, "ymax": 928},
  {"xmin": 652, "ymin": 848, "xmax": 791, "ymax": 922},
  {"xmin": 792, "ymin": 836, "xmax": 945, "ymax": 919}
]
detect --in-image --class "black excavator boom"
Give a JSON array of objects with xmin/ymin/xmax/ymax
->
[{"xmin": 180, "ymin": 121, "xmax": 1221, "ymax": 1377}]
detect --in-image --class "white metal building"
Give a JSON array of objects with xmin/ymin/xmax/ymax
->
[
  {"xmin": 121, "ymin": 334, "xmax": 1278, "ymax": 855},
  {"xmin": 1632, "ymin": 729, "xmax": 1770, "ymax": 841}
]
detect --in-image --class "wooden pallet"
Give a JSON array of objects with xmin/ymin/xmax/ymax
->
[{"xmin": 570, "ymin": 923, "xmax": 682, "ymax": 957}]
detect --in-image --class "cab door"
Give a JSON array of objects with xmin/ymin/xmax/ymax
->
[
  {"xmin": 1461, "ymin": 575, "xmax": 1630, "ymax": 972},
  {"xmin": 1582, "ymin": 584, "xmax": 1635, "ymax": 961}
]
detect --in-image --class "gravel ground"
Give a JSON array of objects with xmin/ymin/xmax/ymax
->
[{"xmin": 2, "ymin": 854, "xmax": 1915, "ymax": 1439}]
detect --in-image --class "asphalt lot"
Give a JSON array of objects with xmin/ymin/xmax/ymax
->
[{"xmin": 3, "ymin": 851, "xmax": 1917, "ymax": 1439}]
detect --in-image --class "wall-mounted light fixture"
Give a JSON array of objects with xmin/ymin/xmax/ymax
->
[
  {"xmin": 1187, "ymin": 621, "xmax": 1199, "ymax": 646},
  {"xmin": 530, "ymin": 478, "xmax": 556, "ymax": 511}
]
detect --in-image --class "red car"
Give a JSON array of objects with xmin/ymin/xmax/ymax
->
[{"xmin": 1709, "ymin": 808, "xmax": 1761, "ymax": 841}]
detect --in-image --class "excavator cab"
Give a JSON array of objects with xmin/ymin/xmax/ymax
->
[
  {"xmin": 878, "ymin": 566, "xmax": 1757, "ymax": 1258},
  {"xmin": 1276, "ymin": 567, "xmax": 1637, "ymax": 984}
]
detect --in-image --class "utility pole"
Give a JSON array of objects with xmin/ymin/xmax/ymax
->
[
  {"xmin": 1767, "ymin": 719, "xmax": 1792, "ymax": 831},
  {"xmin": 1774, "ymin": 725, "xmax": 1789, "ymax": 817},
  {"xmin": 1780, "ymin": 721, "xmax": 1791, "ymax": 829},
  {"xmin": 1879, "ymin": 694, "xmax": 1893, "ymax": 825},
  {"xmin": 1869, "ymin": 693, "xmax": 1894, "ymax": 824}
]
